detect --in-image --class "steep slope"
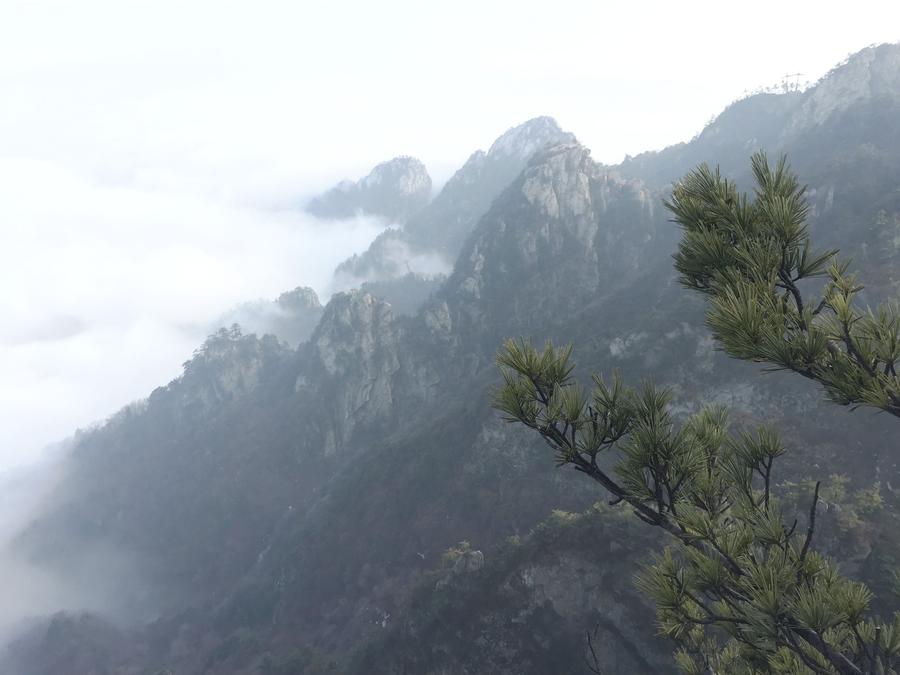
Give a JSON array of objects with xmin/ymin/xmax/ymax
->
[
  {"xmin": 6, "ymin": 137, "xmax": 674, "ymax": 674},
  {"xmin": 211, "ymin": 142, "xmax": 670, "ymax": 661},
  {"xmin": 619, "ymin": 42, "xmax": 900, "ymax": 303},
  {"xmin": 350, "ymin": 506, "xmax": 670, "ymax": 675},
  {"xmin": 785, "ymin": 42, "xmax": 900, "ymax": 137},
  {"xmin": 211, "ymin": 121, "xmax": 896, "ymax": 672},
  {"xmin": 13, "ymin": 329, "xmax": 306, "ymax": 609},
  {"xmin": 404, "ymin": 116, "xmax": 578, "ymax": 258},
  {"xmin": 621, "ymin": 91, "xmax": 802, "ymax": 187},
  {"xmin": 435, "ymin": 142, "xmax": 663, "ymax": 350},
  {"xmin": 621, "ymin": 44, "xmax": 900, "ymax": 185}
]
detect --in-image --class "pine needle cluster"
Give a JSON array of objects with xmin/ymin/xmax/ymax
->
[
  {"xmin": 495, "ymin": 153, "xmax": 900, "ymax": 673},
  {"xmin": 496, "ymin": 339, "xmax": 898, "ymax": 673},
  {"xmin": 667, "ymin": 153, "xmax": 899, "ymax": 416}
]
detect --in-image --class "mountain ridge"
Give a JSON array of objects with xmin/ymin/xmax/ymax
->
[
  {"xmin": 334, "ymin": 116, "xmax": 576, "ymax": 287},
  {"xmin": 5, "ymin": 42, "xmax": 900, "ymax": 675}
]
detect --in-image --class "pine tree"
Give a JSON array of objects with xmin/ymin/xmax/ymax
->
[
  {"xmin": 495, "ymin": 340, "xmax": 898, "ymax": 673},
  {"xmin": 667, "ymin": 153, "xmax": 899, "ymax": 417},
  {"xmin": 494, "ymin": 154, "xmax": 900, "ymax": 673}
]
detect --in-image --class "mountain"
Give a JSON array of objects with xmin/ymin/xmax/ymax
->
[
  {"xmin": 334, "ymin": 116, "xmax": 576, "ymax": 286},
  {"xmin": 306, "ymin": 156, "xmax": 432, "ymax": 223},
  {"xmin": 214, "ymin": 287, "xmax": 324, "ymax": 347},
  {"xmin": 620, "ymin": 43, "xmax": 900, "ymax": 302},
  {"xmin": 4, "ymin": 43, "xmax": 900, "ymax": 675}
]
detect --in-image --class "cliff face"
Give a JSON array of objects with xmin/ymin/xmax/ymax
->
[
  {"xmin": 622, "ymin": 44, "xmax": 900, "ymax": 191},
  {"xmin": 785, "ymin": 43, "xmax": 900, "ymax": 135},
  {"xmin": 306, "ymin": 156, "xmax": 432, "ymax": 223},
  {"xmin": 6, "ymin": 44, "xmax": 900, "ymax": 675},
  {"xmin": 439, "ymin": 143, "xmax": 662, "ymax": 348},
  {"xmin": 301, "ymin": 291, "xmax": 404, "ymax": 453}
]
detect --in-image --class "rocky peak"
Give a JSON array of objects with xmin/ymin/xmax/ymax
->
[
  {"xmin": 174, "ymin": 327, "xmax": 284, "ymax": 412},
  {"xmin": 520, "ymin": 142, "xmax": 597, "ymax": 221},
  {"xmin": 328, "ymin": 117, "xmax": 578, "ymax": 287},
  {"xmin": 359, "ymin": 156, "xmax": 431, "ymax": 196},
  {"xmin": 394, "ymin": 118, "xmax": 578, "ymax": 263},
  {"xmin": 310, "ymin": 290, "xmax": 398, "ymax": 378},
  {"xmin": 487, "ymin": 116, "xmax": 576, "ymax": 160},
  {"xmin": 787, "ymin": 42, "xmax": 900, "ymax": 134},
  {"xmin": 306, "ymin": 156, "xmax": 432, "ymax": 223},
  {"xmin": 445, "ymin": 142, "xmax": 600, "ymax": 300},
  {"xmin": 441, "ymin": 140, "xmax": 660, "ymax": 339},
  {"xmin": 275, "ymin": 286, "xmax": 321, "ymax": 313}
]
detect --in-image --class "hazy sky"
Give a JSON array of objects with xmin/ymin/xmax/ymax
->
[{"xmin": 0, "ymin": 0, "xmax": 898, "ymax": 468}]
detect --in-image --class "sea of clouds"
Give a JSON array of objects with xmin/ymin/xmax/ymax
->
[
  {"xmin": 0, "ymin": 156, "xmax": 386, "ymax": 469},
  {"xmin": 1, "ymin": 0, "xmax": 894, "ymax": 467}
]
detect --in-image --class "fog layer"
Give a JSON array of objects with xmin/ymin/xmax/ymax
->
[
  {"xmin": 0, "ymin": 157, "xmax": 385, "ymax": 468},
  {"xmin": 2, "ymin": 0, "xmax": 897, "ymax": 467}
]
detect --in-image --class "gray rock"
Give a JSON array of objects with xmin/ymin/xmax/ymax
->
[
  {"xmin": 334, "ymin": 116, "xmax": 577, "ymax": 285},
  {"xmin": 307, "ymin": 156, "xmax": 432, "ymax": 223}
]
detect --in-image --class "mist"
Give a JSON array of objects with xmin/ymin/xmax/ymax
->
[
  {"xmin": 2, "ymin": 0, "xmax": 896, "ymax": 469},
  {"xmin": 0, "ymin": 157, "xmax": 386, "ymax": 469},
  {"xmin": 1, "ymin": 2, "xmax": 899, "ymax": 671},
  {"xmin": 0, "ymin": 164, "xmax": 388, "ymax": 653},
  {"xmin": 0, "ymin": 448, "xmax": 172, "ymax": 658}
]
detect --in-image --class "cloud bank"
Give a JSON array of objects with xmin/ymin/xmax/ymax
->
[
  {"xmin": 0, "ymin": 157, "xmax": 385, "ymax": 468},
  {"xmin": 1, "ymin": 0, "xmax": 897, "ymax": 469}
]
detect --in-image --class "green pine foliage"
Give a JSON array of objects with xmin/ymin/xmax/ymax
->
[
  {"xmin": 666, "ymin": 152, "xmax": 899, "ymax": 417},
  {"xmin": 495, "ymin": 339, "xmax": 898, "ymax": 673},
  {"xmin": 494, "ymin": 152, "xmax": 900, "ymax": 672}
]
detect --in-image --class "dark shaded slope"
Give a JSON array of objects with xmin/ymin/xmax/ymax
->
[{"xmin": 350, "ymin": 505, "xmax": 670, "ymax": 675}]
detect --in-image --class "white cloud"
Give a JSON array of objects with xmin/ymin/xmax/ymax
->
[
  {"xmin": 0, "ymin": 157, "xmax": 385, "ymax": 468},
  {"xmin": 0, "ymin": 0, "xmax": 896, "ymax": 469}
]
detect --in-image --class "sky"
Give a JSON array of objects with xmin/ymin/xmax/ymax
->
[{"xmin": 0, "ymin": 0, "xmax": 898, "ymax": 469}]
